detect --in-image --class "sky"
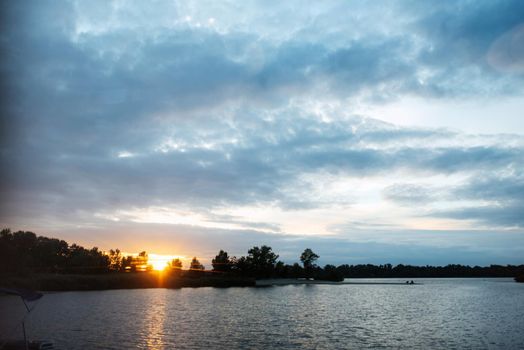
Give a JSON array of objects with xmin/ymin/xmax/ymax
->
[{"xmin": 1, "ymin": 0, "xmax": 524, "ymax": 267}]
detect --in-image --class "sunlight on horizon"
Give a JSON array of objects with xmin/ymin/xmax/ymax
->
[
  {"xmin": 150, "ymin": 254, "xmax": 186, "ymax": 271},
  {"xmin": 120, "ymin": 253, "xmax": 187, "ymax": 271}
]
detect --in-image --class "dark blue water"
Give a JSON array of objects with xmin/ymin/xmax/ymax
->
[{"xmin": 1, "ymin": 278, "xmax": 523, "ymax": 349}]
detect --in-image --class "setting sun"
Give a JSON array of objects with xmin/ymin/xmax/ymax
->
[
  {"xmin": 151, "ymin": 261, "xmax": 167, "ymax": 271},
  {"xmin": 148, "ymin": 254, "xmax": 184, "ymax": 271}
]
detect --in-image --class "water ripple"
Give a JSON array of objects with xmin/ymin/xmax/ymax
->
[{"xmin": 1, "ymin": 279, "xmax": 523, "ymax": 349}]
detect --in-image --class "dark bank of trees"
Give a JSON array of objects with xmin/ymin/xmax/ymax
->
[
  {"xmin": 2, "ymin": 229, "xmax": 524, "ymax": 282},
  {"xmin": 207, "ymin": 247, "xmax": 524, "ymax": 281},
  {"xmin": 331, "ymin": 263, "xmax": 524, "ymax": 279},
  {"xmin": 206, "ymin": 245, "xmax": 341, "ymax": 281},
  {"xmin": 1, "ymin": 229, "xmax": 110, "ymax": 274}
]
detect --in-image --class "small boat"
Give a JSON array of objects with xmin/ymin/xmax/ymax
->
[{"xmin": 0, "ymin": 288, "xmax": 55, "ymax": 350}]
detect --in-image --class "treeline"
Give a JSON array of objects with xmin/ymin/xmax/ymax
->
[
  {"xmin": 2, "ymin": 229, "xmax": 523, "ymax": 280},
  {"xmin": 1, "ymin": 229, "xmax": 109, "ymax": 274},
  {"xmin": 324, "ymin": 263, "xmax": 524, "ymax": 279},
  {"xmin": 208, "ymin": 249, "xmax": 524, "ymax": 280}
]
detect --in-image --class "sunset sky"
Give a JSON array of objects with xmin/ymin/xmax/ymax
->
[{"xmin": 1, "ymin": 0, "xmax": 523, "ymax": 266}]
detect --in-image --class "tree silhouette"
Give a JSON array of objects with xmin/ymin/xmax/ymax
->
[
  {"xmin": 168, "ymin": 258, "xmax": 183, "ymax": 270},
  {"xmin": 212, "ymin": 250, "xmax": 231, "ymax": 272},
  {"xmin": 321, "ymin": 264, "xmax": 344, "ymax": 281},
  {"xmin": 247, "ymin": 245, "xmax": 278, "ymax": 278},
  {"xmin": 168, "ymin": 258, "xmax": 183, "ymax": 276},
  {"xmin": 108, "ymin": 249, "xmax": 122, "ymax": 271},
  {"xmin": 125, "ymin": 251, "xmax": 151, "ymax": 272},
  {"xmin": 190, "ymin": 257, "xmax": 204, "ymax": 270},
  {"xmin": 33, "ymin": 236, "xmax": 69, "ymax": 271},
  {"xmin": 291, "ymin": 263, "xmax": 305, "ymax": 278},
  {"xmin": 231, "ymin": 256, "xmax": 249, "ymax": 276},
  {"xmin": 300, "ymin": 248, "xmax": 319, "ymax": 279},
  {"xmin": 66, "ymin": 244, "xmax": 109, "ymax": 273},
  {"xmin": 121, "ymin": 255, "xmax": 133, "ymax": 271}
]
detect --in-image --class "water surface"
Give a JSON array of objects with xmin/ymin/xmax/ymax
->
[{"xmin": 1, "ymin": 278, "xmax": 523, "ymax": 349}]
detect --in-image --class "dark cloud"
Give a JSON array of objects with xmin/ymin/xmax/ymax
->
[
  {"xmin": 435, "ymin": 204, "xmax": 524, "ymax": 228},
  {"xmin": 417, "ymin": 146, "xmax": 521, "ymax": 173},
  {"xmin": 385, "ymin": 173, "xmax": 524, "ymax": 228},
  {"xmin": 2, "ymin": 1, "xmax": 522, "ymax": 167},
  {"xmin": 3, "ymin": 0, "xmax": 522, "ymax": 142},
  {"xmin": 456, "ymin": 173, "xmax": 524, "ymax": 202},
  {"xmin": 407, "ymin": 0, "xmax": 524, "ymax": 95},
  {"xmin": 412, "ymin": 0, "xmax": 524, "ymax": 63},
  {"xmin": 1, "ymin": 0, "xmax": 524, "ymax": 263},
  {"xmin": 435, "ymin": 173, "xmax": 524, "ymax": 227},
  {"xmin": 322, "ymin": 38, "xmax": 417, "ymax": 96},
  {"xmin": 3, "ymin": 111, "xmax": 523, "ymax": 218}
]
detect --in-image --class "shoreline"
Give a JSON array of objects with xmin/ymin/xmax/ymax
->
[
  {"xmin": 3, "ymin": 274, "xmax": 518, "ymax": 292},
  {"xmin": 256, "ymin": 278, "xmax": 420, "ymax": 286},
  {"xmin": 0, "ymin": 272, "xmax": 256, "ymax": 291}
]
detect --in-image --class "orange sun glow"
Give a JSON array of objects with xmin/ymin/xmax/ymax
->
[{"xmin": 148, "ymin": 254, "xmax": 184, "ymax": 271}]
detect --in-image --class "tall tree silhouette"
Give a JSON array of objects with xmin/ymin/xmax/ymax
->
[
  {"xmin": 212, "ymin": 250, "xmax": 231, "ymax": 272},
  {"xmin": 168, "ymin": 258, "xmax": 183, "ymax": 270},
  {"xmin": 108, "ymin": 249, "xmax": 122, "ymax": 271},
  {"xmin": 247, "ymin": 245, "xmax": 278, "ymax": 278},
  {"xmin": 300, "ymin": 248, "xmax": 319, "ymax": 279},
  {"xmin": 190, "ymin": 257, "xmax": 204, "ymax": 270}
]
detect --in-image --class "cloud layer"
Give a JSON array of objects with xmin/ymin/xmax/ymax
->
[{"xmin": 1, "ymin": 0, "xmax": 524, "ymax": 264}]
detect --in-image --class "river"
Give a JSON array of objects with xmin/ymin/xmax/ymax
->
[{"xmin": 1, "ymin": 278, "xmax": 523, "ymax": 349}]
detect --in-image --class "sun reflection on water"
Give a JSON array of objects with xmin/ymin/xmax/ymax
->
[{"xmin": 143, "ymin": 290, "xmax": 170, "ymax": 349}]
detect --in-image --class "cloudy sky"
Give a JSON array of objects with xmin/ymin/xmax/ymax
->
[{"xmin": 1, "ymin": 0, "xmax": 524, "ymax": 266}]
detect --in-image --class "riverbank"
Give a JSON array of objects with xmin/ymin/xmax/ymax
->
[
  {"xmin": 0, "ymin": 272, "xmax": 255, "ymax": 291},
  {"xmin": 4, "ymin": 274, "xmax": 518, "ymax": 292},
  {"xmin": 1, "ymin": 273, "xmax": 419, "ymax": 292},
  {"xmin": 256, "ymin": 278, "xmax": 420, "ymax": 286}
]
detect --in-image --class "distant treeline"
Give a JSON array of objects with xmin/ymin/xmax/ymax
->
[
  {"xmin": 2, "ymin": 229, "xmax": 523, "ymax": 281},
  {"xmin": 319, "ymin": 263, "xmax": 524, "ymax": 279}
]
